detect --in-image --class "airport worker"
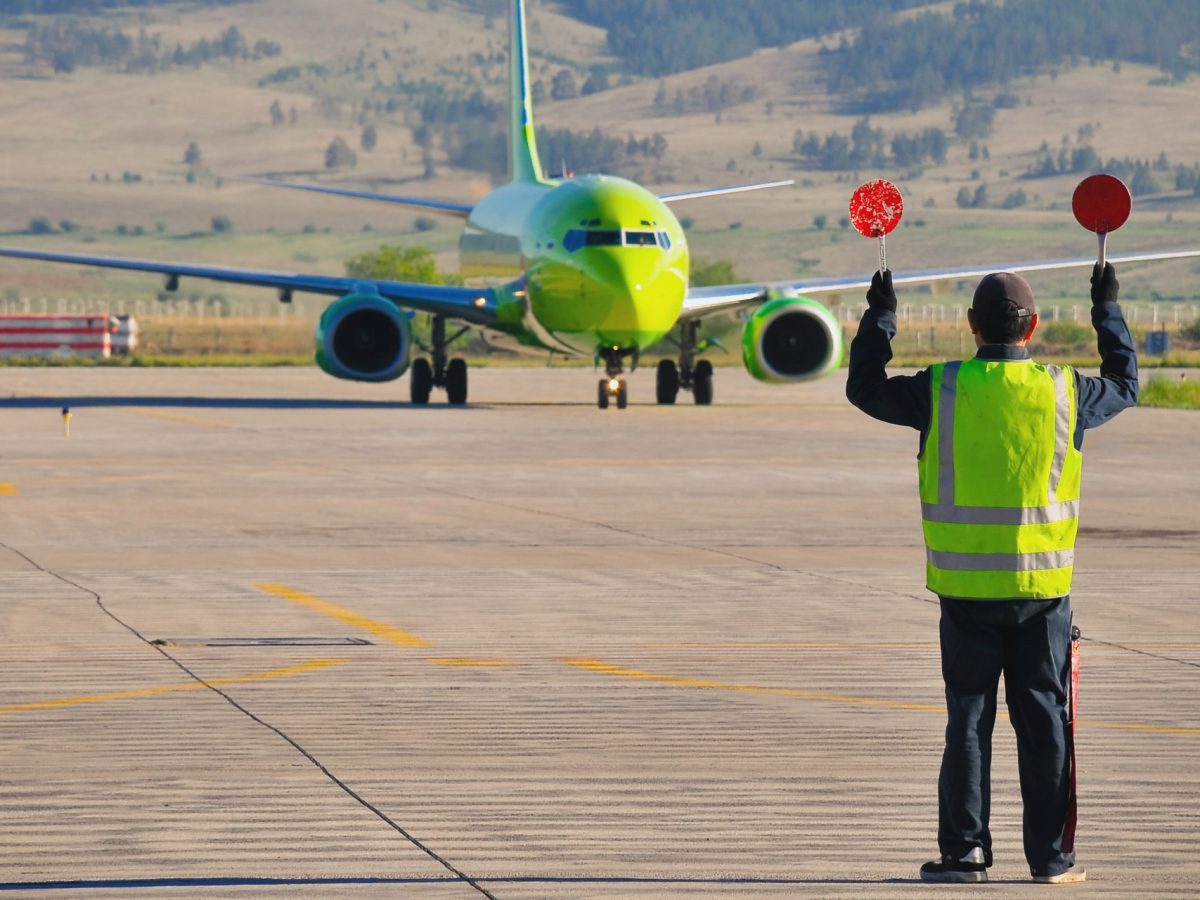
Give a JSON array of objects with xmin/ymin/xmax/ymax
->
[{"xmin": 845, "ymin": 262, "xmax": 1134, "ymax": 885}]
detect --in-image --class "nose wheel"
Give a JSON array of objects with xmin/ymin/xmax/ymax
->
[
  {"xmin": 598, "ymin": 377, "xmax": 627, "ymax": 410},
  {"xmin": 596, "ymin": 347, "xmax": 634, "ymax": 410}
]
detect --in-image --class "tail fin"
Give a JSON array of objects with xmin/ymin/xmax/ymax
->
[{"xmin": 509, "ymin": 0, "xmax": 545, "ymax": 184}]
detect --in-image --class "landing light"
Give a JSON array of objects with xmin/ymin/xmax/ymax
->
[
  {"xmin": 473, "ymin": 296, "xmax": 488, "ymax": 308},
  {"xmin": 608, "ymin": 378, "xmax": 620, "ymax": 392}
]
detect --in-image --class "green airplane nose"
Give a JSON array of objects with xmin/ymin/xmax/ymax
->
[{"xmin": 581, "ymin": 250, "xmax": 685, "ymax": 346}]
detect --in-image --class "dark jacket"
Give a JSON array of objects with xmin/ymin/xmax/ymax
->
[{"xmin": 845, "ymin": 299, "xmax": 1139, "ymax": 452}]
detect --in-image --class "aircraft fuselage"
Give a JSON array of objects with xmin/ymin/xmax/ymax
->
[{"xmin": 461, "ymin": 176, "xmax": 689, "ymax": 356}]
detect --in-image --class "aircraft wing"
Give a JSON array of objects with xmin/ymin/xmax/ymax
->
[
  {"xmin": 237, "ymin": 177, "xmax": 474, "ymax": 219},
  {"xmin": 0, "ymin": 246, "xmax": 500, "ymax": 325},
  {"xmin": 680, "ymin": 247, "xmax": 1200, "ymax": 320},
  {"xmin": 659, "ymin": 179, "xmax": 794, "ymax": 203}
]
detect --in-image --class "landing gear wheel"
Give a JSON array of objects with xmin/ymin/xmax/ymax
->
[
  {"xmin": 693, "ymin": 359, "xmax": 714, "ymax": 406},
  {"xmin": 597, "ymin": 379, "xmax": 610, "ymax": 410},
  {"xmin": 656, "ymin": 359, "xmax": 679, "ymax": 405},
  {"xmin": 446, "ymin": 357, "xmax": 468, "ymax": 404},
  {"xmin": 615, "ymin": 379, "xmax": 628, "ymax": 409},
  {"xmin": 410, "ymin": 358, "xmax": 432, "ymax": 405}
]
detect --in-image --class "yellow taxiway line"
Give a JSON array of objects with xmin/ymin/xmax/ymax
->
[
  {"xmin": 0, "ymin": 658, "xmax": 345, "ymax": 717},
  {"xmin": 564, "ymin": 658, "xmax": 1200, "ymax": 735},
  {"xmin": 562, "ymin": 658, "xmax": 945, "ymax": 712},
  {"xmin": 640, "ymin": 641, "xmax": 938, "ymax": 650},
  {"xmin": 255, "ymin": 583, "xmax": 432, "ymax": 648}
]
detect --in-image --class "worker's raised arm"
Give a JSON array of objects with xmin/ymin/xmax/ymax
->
[
  {"xmin": 1076, "ymin": 262, "xmax": 1138, "ymax": 431},
  {"xmin": 845, "ymin": 270, "xmax": 931, "ymax": 432}
]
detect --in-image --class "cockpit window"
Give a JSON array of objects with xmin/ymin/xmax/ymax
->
[
  {"xmin": 585, "ymin": 230, "xmax": 622, "ymax": 247},
  {"xmin": 562, "ymin": 228, "xmax": 669, "ymax": 252},
  {"xmin": 563, "ymin": 229, "xmax": 586, "ymax": 252}
]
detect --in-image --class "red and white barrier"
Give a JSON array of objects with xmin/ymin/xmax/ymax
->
[{"xmin": 0, "ymin": 315, "xmax": 113, "ymax": 358}]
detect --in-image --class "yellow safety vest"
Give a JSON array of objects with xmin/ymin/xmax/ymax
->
[{"xmin": 919, "ymin": 358, "xmax": 1082, "ymax": 599}]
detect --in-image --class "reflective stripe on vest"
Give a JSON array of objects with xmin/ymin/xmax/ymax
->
[
  {"xmin": 919, "ymin": 359, "xmax": 1082, "ymax": 599},
  {"xmin": 926, "ymin": 548, "xmax": 1076, "ymax": 572}
]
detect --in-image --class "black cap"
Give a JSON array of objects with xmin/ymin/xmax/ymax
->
[{"xmin": 971, "ymin": 272, "xmax": 1036, "ymax": 319}]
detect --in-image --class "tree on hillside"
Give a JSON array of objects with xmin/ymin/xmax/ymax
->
[
  {"xmin": 344, "ymin": 245, "xmax": 460, "ymax": 285},
  {"xmin": 183, "ymin": 141, "xmax": 202, "ymax": 167},
  {"xmin": 550, "ymin": 69, "xmax": 578, "ymax": 100},
  {"xmin": 269, "ymin": 99, "xmax": 285, "ymax": 126},
  {"xmin": 361, "ymin": 124, "xmax": 378, "ymax": 152},
  {"xmin": 581, "ymin": 69, "xmax": 609, "ymax": 95},
  {"xmin": 325, "ymin": 136, "xmax": 357, "ymax": 170},
  {"xmin": 690, "ymin": 259, "xmax": 739, "ymax": 287}
]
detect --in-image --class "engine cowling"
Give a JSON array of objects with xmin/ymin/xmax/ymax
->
[
  {"xmin": 315, "ymin": 293, "xmax": 412, "ymax": 382},
  {"xmin": 741, "ymin": 295, "xmax": 843, "ymax": 383}
]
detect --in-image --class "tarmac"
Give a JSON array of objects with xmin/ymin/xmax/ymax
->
[{"xmin": 1, "ymin": 365, "xmax": 1197, "ymax": 898}]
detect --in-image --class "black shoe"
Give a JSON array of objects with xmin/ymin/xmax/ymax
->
[
  {"xmin": 920, "ymin": 848, "xmax": 988, "ymax": 883},
  {"xmin": 1032, "ymin": 866, "xmax": 1086, "ymax": 884}
]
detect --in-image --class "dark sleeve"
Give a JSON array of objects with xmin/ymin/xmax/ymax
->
[
  {"xmin": 845, "ymin": 306, "xmax": 931, "ymax": 433},
  {"xmin": 1074, "ymin": 299, "xmax": 1138, "ymax": 439}
]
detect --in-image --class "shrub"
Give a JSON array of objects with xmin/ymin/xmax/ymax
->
[
  {"xmin": 1037, "ymin": 321, "xmax": 1090, "ymax": 346},
  {"xmin": 691, "ymin": 259, "xmax": 739, "ymax": 287},
  {"xmin": 325, "ymin": 136, "xmax": 357, "ymax": 170}
]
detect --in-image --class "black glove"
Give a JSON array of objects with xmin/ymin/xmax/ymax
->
[
  {"xmin": 866, "ymin": 269, "xmax": 897, "ymax": 313},
  {"xmin": 1090, "ymin": 262, "xmax": 1118, "ymax": 305}
]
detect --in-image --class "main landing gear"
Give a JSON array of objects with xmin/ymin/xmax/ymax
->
[
  {"xmin": 597, "ymin": 347, "xmax": 634, "ymax": 410},
  {"xmin": 655, "ymin": 320, "xmax": 713, "ymax": 405},
  {"xmin": 411, "ymin": 315, "xmax": 470, "ymax": 405}
]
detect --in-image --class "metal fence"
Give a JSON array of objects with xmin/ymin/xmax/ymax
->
[
  {"xmin": 0, "ymin": 297, "xmax": 306, "ymax": 320},
  {"xmin": 837, "ymin": 302, "xmax": 1200, "ymax": 330}
]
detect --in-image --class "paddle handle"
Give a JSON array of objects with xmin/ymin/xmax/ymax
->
[
  {"xmin": 1097, "ymin": 231, "xmax": 1107, "ymax": 270},
  {"xmin": 878, "ymin": 235, "xmax": 887, "ymax": 274}
]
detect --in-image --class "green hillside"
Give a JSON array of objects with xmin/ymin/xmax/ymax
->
[{"xmin": 1, "ymin": 0, "xmax": 1198, "ymax": 323}]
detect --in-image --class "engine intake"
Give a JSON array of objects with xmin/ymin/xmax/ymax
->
[
  {"xmin": 315, "ymin": 293, "xmax": 411, "ymax": 382},
  {"xmin": 741, "ymin": 296, "xmax": 843, "ymax": 383}
]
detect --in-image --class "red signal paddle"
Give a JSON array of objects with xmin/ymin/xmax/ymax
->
[
  {"xmin": 850, "ymin": 180, "xmax": 904, "ymax": 274},
  {"xmin": 1072, "ymin": 174, "xmax": 1131, "ymax": 269}
]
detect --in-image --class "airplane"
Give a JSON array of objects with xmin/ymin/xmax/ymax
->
[{"xmin": 2, "ymin": 0, "xmax": 1199, "ymax": 410}]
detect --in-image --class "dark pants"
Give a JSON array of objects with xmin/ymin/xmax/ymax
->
[{"xmin": 937, "ymin": 595, "xmax": 1075, "ymax": 877}]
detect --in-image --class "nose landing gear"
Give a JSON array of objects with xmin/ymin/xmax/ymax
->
[
  {"xmin": 597, "ymin": 376, "xmax": 627, "ymax": 410},
  {"xmin": 597, "ymin": 347, "xmax": 634, "ymax": 410}
]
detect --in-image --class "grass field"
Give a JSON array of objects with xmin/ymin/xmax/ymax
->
[
  {"xmin": 3, "ymin": 307, "xmax": 1196, "ymax": 374},
  {"xmin": 1, "ymin": 1, "xmax": 1199, "ymax": 360},
  {"xmin": 1139, "ymin": 375, "xmax": 1200, "ymax": 409}
]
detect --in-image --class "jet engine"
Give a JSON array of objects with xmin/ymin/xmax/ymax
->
[
  {"xmin": 741, "ymin": 295, "xmax": 843, "ymax": 383},
  {"xmin": 314, "ymin": 293, "xmax": 412, "ymax": 382}
]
